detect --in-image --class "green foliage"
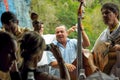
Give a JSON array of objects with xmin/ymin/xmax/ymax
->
[
  {"xmin": 56, "ymin": 1, "xmax": 78, "ymax": 27},
  {"xmin": 84, "ymin": 4, "xmax": 106, "ymax": 49},
  {"xmin": 31, "ymin": 0, "xmax": 58, "ymax": 34},
  {"xmin": 31, "ymin": 0, "xmax": 120, "ymax": 49}
]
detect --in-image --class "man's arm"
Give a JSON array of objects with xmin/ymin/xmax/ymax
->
[
  {"xmin": 50, "ymin": 61, "xmax": 76, "ymax": 72},
  {"xmin": 81, "ymin": 30, "xmax": 90, "ymax": 48},
  {"xmin": 67, "ymin": 26, "xmax": 77, "ymax": 35},
  {"xmin": 67, "ymin": 25, "xmax": 90, "ymax": 48},
  {"xmin": 50, "ymin": 61, "xmax": 59, "ymax": 68}
]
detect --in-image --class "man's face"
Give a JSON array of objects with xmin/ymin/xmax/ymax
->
[
  {"xmin": 101, "ymin": 9, "xmax": 117, "ymax": 25},
  {"xmin": 4, "ymin": 21, "xmax": 18, "ymax": 35},
  {"xmin": 0, "ymin": 40, "xmax": 17, "ymax": 72},
  {"xmin": 55, "ymin": 26, "xmax": 68, "ymax": 44}
]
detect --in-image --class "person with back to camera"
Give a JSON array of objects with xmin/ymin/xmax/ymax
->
[
  {"xmin": 19, "ymin": 31, "xmax": 70, "ymax": 80},
  {"xmin": 0, "ymin": 31, "xmax": 21, "ymax": 80}
]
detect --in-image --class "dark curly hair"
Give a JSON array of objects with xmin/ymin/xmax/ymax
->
[
  {"xmin": 1, "ymin": 11, "xmax": 18, "ymax": 25},
  {"xmin": 101, "ymin": 3, "xmax": 119, "ymax": 20},
  {"xmin": 30, "ymin": 12, "xmax": 38, "ymax": 21},
  {"xmin": 0, "ymin": 31, "xmax": 16, "ymax": 50}
]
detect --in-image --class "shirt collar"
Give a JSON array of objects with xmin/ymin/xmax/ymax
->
[{"xmin": 109, "ymin": 22, "xmax": 120, "ymax": 33}]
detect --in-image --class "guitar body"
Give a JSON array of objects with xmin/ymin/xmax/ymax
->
[
  {"xmin": 93, "ymin": 51, "xmax": 117, "ymax": 74},
  {"xmin": 93, "ymin": 40, "xmax": 117, "ymax": 74},
  {"xmin": 69, "ymin": 52, "xmax": 93, "ymax": 80},
  {"xmin": 103, "ymin": 52, "xmax": 117, "ymax": 74}
]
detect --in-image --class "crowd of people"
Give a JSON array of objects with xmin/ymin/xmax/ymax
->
[{"xmin": 0, "ymin": 2, "xmax": 120, "ymax": 80}]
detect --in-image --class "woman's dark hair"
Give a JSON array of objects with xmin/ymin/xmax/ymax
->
[
  {"xmin": 101, "ymin": 3, "xmax": 119, "ymax": 20},
  {"xmin": 0, "ymin": 31, "xmax": 16, "ymax": 51},
  {"xmin": 1, "ymin": 11, "xmax": 18, "ymax": 25},
  {"xmin": 19, "ymin": 31, "xmax": 45, "ymax": 60}
]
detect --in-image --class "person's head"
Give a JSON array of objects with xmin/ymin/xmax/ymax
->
[
  {"xmin": 33, "ymin": 21, "xmax": 44, "ymax": 35},
  {"xmin": 0, "ymin": 31, "xmax": 17, "ymax": 72},
  {"xmin": 19, "ymin": 31, "xmax": 45, "ymax": 63},
  {"xmin": 55, "ymin": 25, "xmax": 68, "ymax": 45},
  {"xmin": 101, "ymin": 3, "xmax": 119, "ymax": 26},
  {"xmin": 31, "ymin": 12, "xmax": 38, "ymax": 21},
  {"xmin": 1, "ymin": 11, "xmax": 19, "ymax": 34}
]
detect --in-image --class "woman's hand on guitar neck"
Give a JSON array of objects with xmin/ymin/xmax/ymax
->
[{"xmin": 65, "ymin": 63, "xmax": 76, "ymax": 72}]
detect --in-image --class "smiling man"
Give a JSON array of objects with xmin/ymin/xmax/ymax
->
[{"xmin": 47, "ymin": 25, "xmax": 90, "ymax": 78}]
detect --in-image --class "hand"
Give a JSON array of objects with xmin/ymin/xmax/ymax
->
[
  {"xmin": 10, "ymin": 60, "xmax": 19, "ymax": 72},
  {"xmin": 90, "ymin": 65, "xmax": 99, "ymax": 73},
  {"xmin": 65, "ymin": 63, "xmax": 76, "ymax": 72},
  {"xmin": 67, "ymin": 26, "xmax": 77, "ymax": 33},
  {"xmin": 110, "ymin": 44, "xmax": 120, "ymax": 52}
]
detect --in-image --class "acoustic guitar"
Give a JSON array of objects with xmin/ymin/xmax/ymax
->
[
  {"xmin": 93, "ymin": 42, "xmax": 117, "ymax": 75},
  {"xmin": 103, "ymin": 52, "xmax": 117, "ymax": 74}
]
